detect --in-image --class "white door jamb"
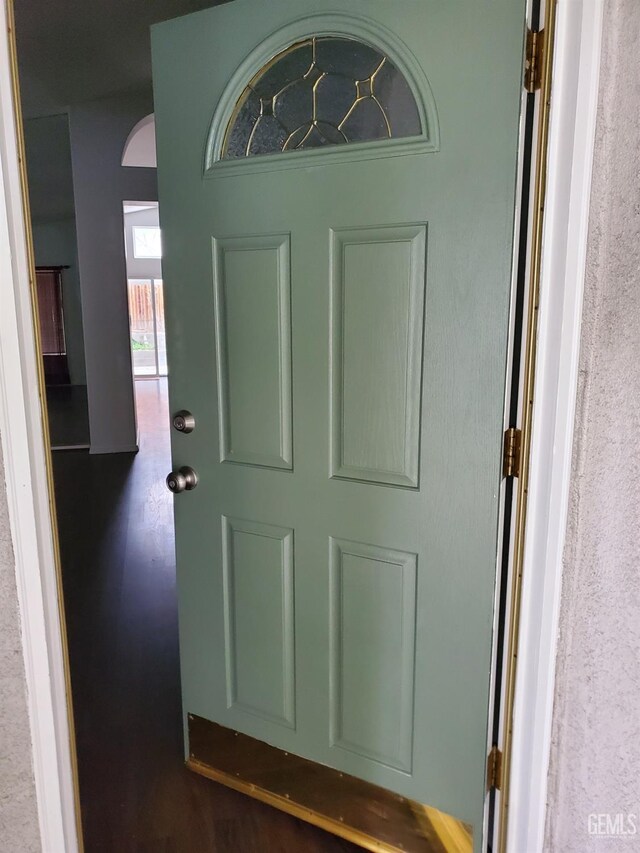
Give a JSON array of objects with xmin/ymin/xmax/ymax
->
[
  {"xmin": 0, "ymin": 1, "xmax": 80, "ymax": 849},
  {"xmin": 507, "ymin": 2, "xmax": 604, "ymax": 851}
]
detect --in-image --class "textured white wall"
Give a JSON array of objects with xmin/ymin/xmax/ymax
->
[
  {"xmin": 0, "ymin": 444, "xmax": 40, "ymax": 852},
  {"xmin": 544, "ymin": 1, "xmax": 640, "ymax": 849}
]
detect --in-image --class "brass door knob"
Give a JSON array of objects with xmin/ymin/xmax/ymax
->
[{"xmin": 166, "ymin": 466, "xmax": 198, "ymax": 493}]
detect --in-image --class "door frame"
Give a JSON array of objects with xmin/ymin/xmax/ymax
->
[
  {"xmin": 506, "ymin": 2, "xmax": 604, "ymax": 850},
  {"xmin": 0, "ymin": 0, "xmax": 604, "ymax": 851}
]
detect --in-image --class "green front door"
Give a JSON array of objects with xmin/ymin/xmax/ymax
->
[{"xmin": 152, "ymin": 0, "xmax": 525, "ymax": 843}]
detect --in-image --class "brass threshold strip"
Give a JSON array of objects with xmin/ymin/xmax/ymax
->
[
  {"xmin": 188, "ymin": 714, "xmax": 472, "ymax": 853},
  {"xmin": 497, "ymin": 1, "xmax": 558, "ymax": 850}
]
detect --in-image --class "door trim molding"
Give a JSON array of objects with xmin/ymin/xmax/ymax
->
[
  {"xmin": 0, "ymin": 1, "xmax": 81, "ymax": 851},
  {"xmin": 0, "ymin": 1, "xmax": 603, "ymax": 852}
]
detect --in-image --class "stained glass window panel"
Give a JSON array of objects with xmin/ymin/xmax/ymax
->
[{"xmin": 223, "ymin": 36, "xmax": 422, "ymax": 160}]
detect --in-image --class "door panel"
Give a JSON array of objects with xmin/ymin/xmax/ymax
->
[
  {"xmin": 213, "ymin": 233, "xmax": 292, "ymax": 469},
  {"xmin": 152, "ymin": 0, "xmax": 525, "ymax": 842},
  {"xmin": 329, "ymin": 537, "xmax": 417, "ymax": 773},
  {"xmin": 330, "ymin": 224, "xmax": 426, "ymax": 487},
  {"xmin": 222, "ymin": 516, "xmax": 295, "ymax": 727}
]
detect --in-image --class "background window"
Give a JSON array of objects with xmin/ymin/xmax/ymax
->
[{"xmin": 132, "ymin": 225, "xmax": 162, "ymax": 259}]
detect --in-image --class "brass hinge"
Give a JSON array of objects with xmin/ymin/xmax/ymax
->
[
  {"xmin": 487, "ymin": 745, "xmax": 503, "ymax": 791},
  {"xmin": 503, "ymin": 427, "xmax": 522, "ymax": 478},
  {"xmin": 524, "ymin": 28, "xmax": 545, "ymax": 92}
]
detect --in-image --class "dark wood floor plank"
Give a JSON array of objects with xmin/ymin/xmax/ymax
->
[
  {"xmin": 47, "ymin": 383, "xmax": 90, "ymax": 448},
  {"xmin": 52, "ymin": 378, "xmax": 360, "ymax": 853}
]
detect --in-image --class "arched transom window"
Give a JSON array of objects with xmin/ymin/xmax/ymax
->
[{"xmin": 222, "ymin": 36, "xmax": 422, "ymax": 159}]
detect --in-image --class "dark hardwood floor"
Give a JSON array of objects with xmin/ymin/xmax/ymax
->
[
  {"xmin": 47, "ymin": 383, "xmax": 90, "ymax": 448},
  {"xmin": 53, "ymin": 378, "xmax": 359, "ymax": 853}
]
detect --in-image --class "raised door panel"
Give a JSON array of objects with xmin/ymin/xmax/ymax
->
[
  {"xmin": 330, "ymin": 225, "xmax": 426, "ymax": 488},
  {"xmin": 213, "ymin": 234, "xmax": 292, "ymax": 469},
  {"xmin": 329, "ymin": 537, "xmax": 417, "ymax": 773},
  {"xmin": 222, "ymin": 517, "xmax": 295, "ymax": 728}
]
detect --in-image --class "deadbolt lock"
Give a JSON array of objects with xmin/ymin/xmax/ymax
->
[
  {"xmin": 173, "ymin": 410, "xmax": 195, "ymax": 434},
  {"xmin": 166, "ymin": 466, "xmax": 198, "ymax": 494}
]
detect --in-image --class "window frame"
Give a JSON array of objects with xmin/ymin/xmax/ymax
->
[{"xmin": 204, "ymin": 14, "xmax": 440, "ymax": 179}]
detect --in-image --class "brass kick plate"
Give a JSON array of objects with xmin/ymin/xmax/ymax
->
[{"xmin": 187, "ymin": 714, "xmax": 473, "ymax": 853}]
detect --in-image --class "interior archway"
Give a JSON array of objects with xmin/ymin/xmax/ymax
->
[{"xmin": 122, "ymin": 113, "xmax": 157, "ymax": 167}]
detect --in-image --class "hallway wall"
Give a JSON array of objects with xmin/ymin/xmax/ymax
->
[
  {"xmin": 69, "ymin": 91, "xmax": 157, "ymax": 454},
  {"xmin": 544, "ymin": 0, "xmax": 640, "ymax": 848},
  {"xmin": 24, "ymin": 114, "xmax": 87, "ymax": 386}
]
